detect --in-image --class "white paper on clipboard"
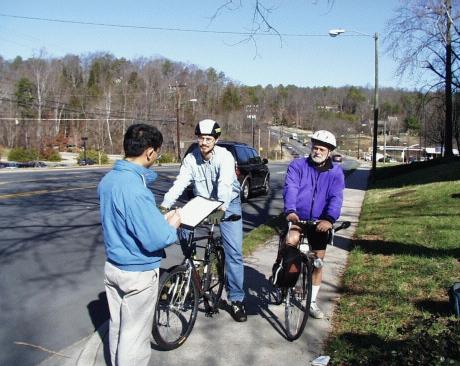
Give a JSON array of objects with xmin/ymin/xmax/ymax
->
[{"xmin": 179, "ymin": 196, "xmax": 223, "ymax": 229}]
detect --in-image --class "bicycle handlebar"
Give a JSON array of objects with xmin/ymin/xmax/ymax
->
[{"xmin": 288, "ymin": 219, "xmax": 351, "ymax": 233}]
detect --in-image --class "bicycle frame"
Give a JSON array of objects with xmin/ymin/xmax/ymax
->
[
  {"xmin": 180, "ymin": 222, "xmax": 220, "ymax": 297},
  {"xmin": 152, "ymin": 213, "xmax": 239, "ymax": 350}
]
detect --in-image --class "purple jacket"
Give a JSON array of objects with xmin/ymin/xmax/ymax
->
[{"xmin": 283, "ymin": 157, "xmax": 345, "ymax": 223}]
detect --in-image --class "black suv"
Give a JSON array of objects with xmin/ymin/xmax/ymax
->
[{"xmin": 183, "ymin": 141, "xmax": 270, "ymax": 201}]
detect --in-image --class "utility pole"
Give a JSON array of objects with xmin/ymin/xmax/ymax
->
[
  {"xmin": 81, "ymin": 137, "xmax": 88, "ymax": 164},
  {"xmin": 245, "ymin": 104, "xmax": 259, "ymax": 148},
  {"xmin": 170, "ymin": 82, "xmax": 187, "ymax": 162},
  {"xmin": 357, "ymin": 132, "xmax": 360, "ymax": 159},
  {"xmin": 258, "ymin": 128, "xmax": 261, "ymax": 154},
  {"xmin": 267, "ymin": 129, "xmax": 271, "ymax": 158}
]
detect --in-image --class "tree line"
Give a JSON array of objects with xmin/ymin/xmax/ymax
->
[{"xmin": 0, "ymin": 51, "xmax": 458, "ymax": 160}]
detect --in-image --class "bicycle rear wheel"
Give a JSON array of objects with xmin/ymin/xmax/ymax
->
[
  {"xmin": 284, "ymin": 259, "xmax": 313, "ymax": 341},
  {"xmin": 203, "ymin": 244, "xmax": 225, "ymax": 312},
  {"xmin": 152, "ymin": 265, "xmax": 199, "ymax": 350}
]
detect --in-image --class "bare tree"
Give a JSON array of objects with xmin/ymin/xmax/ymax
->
[
  {"xmin": 30, "ymin": 49, "xmax": 53, "ymax": 148},
  {"xmin": 385, "ymin": 0, "xmax": 460, "ymax": 157}
]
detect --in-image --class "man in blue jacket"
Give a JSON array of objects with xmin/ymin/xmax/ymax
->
[
  {"xmin": 283, "ymin": 130, "xmax": 345, "ymax": 319},
  {"xmin": 98, "ymin": 124, "xmax": 181, "ymax": 366}
]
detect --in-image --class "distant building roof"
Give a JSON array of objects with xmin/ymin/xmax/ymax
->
[{"xmin": 426, "ymin": 147, "xmax": 459, "ymax": 155}]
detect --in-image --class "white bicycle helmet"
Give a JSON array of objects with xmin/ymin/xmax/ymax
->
[
  {"xmin": 310, "ymin": 130, "xmax": 337, "ymax": 150},
  {"xmin": 195, "ymin": 119, "xmax": 221, "ymax": 138}
]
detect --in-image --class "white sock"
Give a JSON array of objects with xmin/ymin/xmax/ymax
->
[{"xmin": 311, "ymin": 285, "xmax": 321, "ymax": 303}]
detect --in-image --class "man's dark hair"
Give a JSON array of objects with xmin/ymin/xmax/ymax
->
[{"xmin": 124, "ymin": 123, "xmax": 163, "ymax": 157}]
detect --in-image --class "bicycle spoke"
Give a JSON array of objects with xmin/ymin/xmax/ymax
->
[
  {"xmin": 284, "ymin": 261, "xmax": 312, "ymax": 341},
  {"xmin": 203, "ymin": 246, "xmax": 225, "ymax": 312},
  {"xmin": 152, "ymin": 266, "xmax": 199, "ymax": 350}
]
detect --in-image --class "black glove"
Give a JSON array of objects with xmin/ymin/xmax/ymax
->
[
  {"xmin": 208, "ymin": 210, "xmax": 225, "ymax": 225},
  {"xmin": 158, "ymin": 206, "xmax": 168, "ymax": 214}
]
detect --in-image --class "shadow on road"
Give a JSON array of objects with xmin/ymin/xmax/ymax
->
[{"xmin": 243, "ymin": 265, "xmax": 287, "ymax": 340}]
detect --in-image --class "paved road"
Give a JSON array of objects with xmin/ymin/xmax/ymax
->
[
  {"xmin": 0, "ymin": 160, "xmax": 359, "ymax": 366},
  {"xmin": 38, "ymin": 164, "xmax": 370, "ymax": 366},
  {"xmin": 0, "ymin": 163, "xmax": 286, "ymax": 366}
]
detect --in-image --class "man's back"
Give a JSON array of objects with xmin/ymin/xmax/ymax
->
[{"xmin": 98, "ymin": 159, "xmax": 177, "ymax": 271}]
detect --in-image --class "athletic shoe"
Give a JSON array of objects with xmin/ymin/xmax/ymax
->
[
  {"xmin": 309, "ymin": 302, "xmax": 324, "ymax": 319},
  {"xmin": 231, "ymin": 301, "xmax": 247, "ymax": 322}
]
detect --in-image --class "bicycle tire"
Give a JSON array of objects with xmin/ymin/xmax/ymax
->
[
  {"xmin": 203, "ymin": 243, "xmax": 225, "ymax": 312},
  {"xmin": 152, "ymin": 265, "xmax": 199, "ymax": 350},
  {"xmin": 284, "ymin": 259, "xmax": 313, "ymax": 341}
]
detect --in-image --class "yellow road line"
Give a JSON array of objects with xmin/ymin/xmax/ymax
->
[
  {"xmin": 0, "ymin": 185, "xmax": 97, "ymax": 199},
  {"xmin": 0, "ymin": 178, "xmax": 58, "ymax": 186}
]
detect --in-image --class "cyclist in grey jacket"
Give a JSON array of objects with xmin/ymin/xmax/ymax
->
[
  {"xmin": 161, "ymin": 119, "xmax": 247, "ymax": 322},
  {"xmin": 283, "ymin": 130, "xmax": 345, "ymax": 319}
]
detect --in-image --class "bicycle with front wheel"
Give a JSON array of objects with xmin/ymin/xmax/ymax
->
[
  {"xmin": 271, "ymin": 219, "xmax": 350, "ymax": 341},
  {"xmin": 152, "ymin": 213, "xmax": 241, "ymax": 350}
]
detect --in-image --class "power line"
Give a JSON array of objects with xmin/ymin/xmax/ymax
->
[
  {"xmin": 0, "ymin": 96, "xmax": 176, "ymax": 123},
  {"xmin": 0, "ymin": 117, "xmax": 150, "ymax": 121},
  {"xmin": 0, "ymin": 13, "xmax": 328, "ymax": 38}
]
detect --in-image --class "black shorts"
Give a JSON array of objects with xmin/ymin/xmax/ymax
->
[{"xmin": 304, "ymin": 224, "xmax": 331, "ymax": 251}]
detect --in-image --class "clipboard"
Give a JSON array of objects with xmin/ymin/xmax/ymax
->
[{"xmin": 179, "ymin": 196, "xmax": 224, "ymax": 229}]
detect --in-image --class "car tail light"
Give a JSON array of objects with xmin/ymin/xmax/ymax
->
[{"xmin": 235, "ymin": 165, "xmax": 241, "ymax": 177}]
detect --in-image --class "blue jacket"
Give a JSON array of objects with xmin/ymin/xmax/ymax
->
[
  {"xmin": 98, "ymin": 160, "xmax": 178, "ymax": 271},
  {"xmin": 283, "ymin": 157, "xmax": 345, "ymax": 223}
]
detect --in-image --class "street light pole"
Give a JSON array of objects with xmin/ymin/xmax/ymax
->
[
  {"xmin": 329, "ymin": 29, "xmax": 379, "ymax": 175},
  {"xmin": 372, "ymin": 32, "xmax": 379, "ymax": 174}
]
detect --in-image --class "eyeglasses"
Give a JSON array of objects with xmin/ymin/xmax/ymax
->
[{"xmin": 198, "ymin": 136, "xmax": 215, "ymax": 143}]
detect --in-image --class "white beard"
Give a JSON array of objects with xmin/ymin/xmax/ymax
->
[{"xmin": 311, "ymin": 154, "xmax": 328, "ymax": 164}]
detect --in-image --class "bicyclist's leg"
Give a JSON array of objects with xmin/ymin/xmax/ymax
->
[
  {"xmin": 311, "ymin": 249, "xmax": 326, "ymax": 285},
  {"xmin": 306, "ymin": 227, "xmax": 330, "ymax": 319},
  {"xmin": 285, "ymin": 224, "xmax": 302, "ymax": 247},
  {"xmin": 220, "ymin": 197, "xmax": 244, "ymax": 302}
]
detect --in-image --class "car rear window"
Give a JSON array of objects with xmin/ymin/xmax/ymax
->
[
  {"xmin": 234, "ymin": 146, "xmax": 251, "ymax": 164},
  {"xmin": 248, "ymin": 148, "xmax": 262, "ymax": 164}
]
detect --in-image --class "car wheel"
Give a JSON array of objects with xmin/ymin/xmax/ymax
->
[
  {"xmin": 262, "ymin": 176, "xmax": 270, "ymax": 195},
  {"xmin": 240, "ymin": 179, "xmax": 250, "ymax": 202}
]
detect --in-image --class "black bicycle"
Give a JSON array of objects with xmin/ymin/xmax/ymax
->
[
  {"xmin": 272, "ymin": 220, "xmax": 350, "ymax": 341},
  {"xmin": 152, "ymin": 213, "xmax": 241, "ymax": 350}
]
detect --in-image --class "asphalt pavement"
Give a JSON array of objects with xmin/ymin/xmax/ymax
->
[{"xmin": 38, "ymin": 163, "xmax": 370, "ymax": 366}]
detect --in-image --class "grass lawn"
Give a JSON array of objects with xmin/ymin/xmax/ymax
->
[{"xmin": 325, "ymin": 157, "xmax": 460, "ymax": 365}]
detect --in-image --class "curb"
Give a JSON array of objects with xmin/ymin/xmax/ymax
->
[{"xmin": 77, "ymin": 321, "xmax": 109, "ymax": 366}]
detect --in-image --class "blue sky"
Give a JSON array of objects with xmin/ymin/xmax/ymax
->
[{"xmin": 0, "ymin": 0, "xmax": 418, "ymax": 89}]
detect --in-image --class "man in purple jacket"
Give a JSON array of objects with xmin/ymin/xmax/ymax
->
[{"xmin": 283, "ymin": 130, "xmax": 345, "ymax": 319}]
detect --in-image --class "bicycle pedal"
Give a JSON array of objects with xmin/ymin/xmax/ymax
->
[{"xmin": 205, "ymin": 308, "xmax": 218, "ymax": 317}]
